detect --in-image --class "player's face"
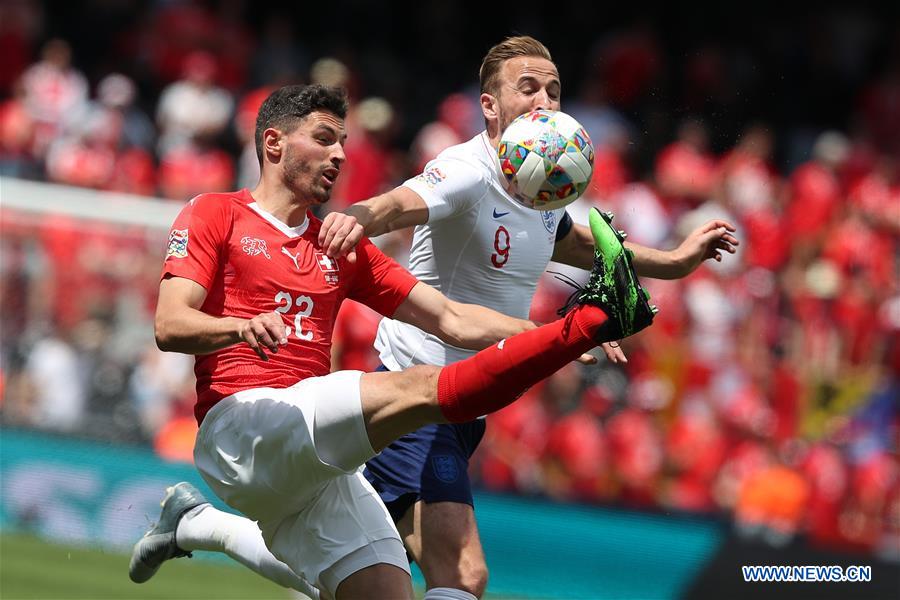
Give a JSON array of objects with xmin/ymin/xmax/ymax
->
[
  {"xmin": 494, "ymin": 56, "xmax": 561, "ymax": 132},
  {"xmin": 281, "ymin": 111, "xmax": 347, "ymax": 204}
]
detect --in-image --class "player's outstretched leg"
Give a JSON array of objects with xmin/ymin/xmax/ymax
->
[
  {"xmin": 363, "ymin": 209, "xmax": 658, "ymax": 453},
  {"xmin": 557, "ymin": 206, "xmax": 658, "ymax": 340},
  {"xmin": 129, "ymin": 482, "xmax": 208, "ymax": 583},
  {"xmin": 428, "ymin": 207, "xmax": 658, "ymax": 425},
  {"xmin": 129, "ymin": 482, "xmax": 321, "ymax": 596}
]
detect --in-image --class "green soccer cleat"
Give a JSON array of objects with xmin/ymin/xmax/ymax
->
[
  {"xmin": 558, "ymin": 208, "xmax": 657, "ymax": 341},
  {"xmin": 128, "ymin": 482, "xmax": 209, "ymax": 583}
]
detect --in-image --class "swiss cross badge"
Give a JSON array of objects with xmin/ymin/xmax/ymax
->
[{"xmin": 315, "ymin": 252, "xmax": 340, "ymax": 285}]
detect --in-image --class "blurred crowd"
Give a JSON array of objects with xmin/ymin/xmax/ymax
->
[{"xmin": 1, "ymin": 0, "xmax": 898, "ymax": 561}]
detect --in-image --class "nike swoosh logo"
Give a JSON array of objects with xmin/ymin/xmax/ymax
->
[{"xmin": 492, "ymin": 208, "xmax": 510, "ymax": 218}]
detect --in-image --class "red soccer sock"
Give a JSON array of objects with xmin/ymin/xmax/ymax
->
[{"xmin": 437, "ymin": 305, "xmax": 608, "ymax": 423}]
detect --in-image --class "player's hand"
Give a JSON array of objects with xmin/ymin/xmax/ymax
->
[
  {"xmin": 671, "ymin": 220, "xmax": 739, "ymax": 276},
  {"xmin": 576, "ymin": 353, "xmax": 598, "ymax": 365},
  {"xmin": 319, "ymin": 211, "xmax": 364, "ymax": 264},
  {"xmin": 239, "ymin": 312, "xmax": 289, "ymax": 361},
  {"xmin": 576, "ymin": 342, "xmax": 626, "ymax": 365},
  {"xmin": 600, "ymin": 341, "xmax": 627, "ymax": 364}
]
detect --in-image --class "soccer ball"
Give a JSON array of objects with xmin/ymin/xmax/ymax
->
[{"xmin": 497, "ymin": 110, "xmax": 594, "ymax": 211}]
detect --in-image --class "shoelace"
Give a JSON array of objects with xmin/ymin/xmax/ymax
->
[{"xmin": 548, "ymin": 269, "xmax": 595, "ymax": 317}]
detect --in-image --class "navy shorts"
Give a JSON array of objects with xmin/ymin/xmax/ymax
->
[{"xmin": 363, "ymin": 365, "xmax": 486, "ymax": 523}]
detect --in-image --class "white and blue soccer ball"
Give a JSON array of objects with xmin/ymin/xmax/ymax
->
[{"xmin": 497, "ymin": 110, "xmax": 595, "ymax": 211}]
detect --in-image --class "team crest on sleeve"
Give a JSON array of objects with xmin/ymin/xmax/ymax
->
[
  {"xmin": 414, "ymin": 166, "xmax": 447, "ymax": 188},
  {"xmin": 166, "ymin": 229, "xmax": 189, "ymax": 258},
  {"xmin": 541, "ymin": 210, "xmax": 557, "ymax": 234},
  {"xmin": 315, "ymin": 251, "xmax": 340, "ymax": 285},
  {"xmin": 241, "ymin": 236, "xmax": 271, "ymax": 259}
]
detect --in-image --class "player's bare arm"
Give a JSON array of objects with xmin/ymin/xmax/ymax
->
[
  {"xmin": 390, "ymin": 284, "xmax": 598, "ymax": 365},
  {"xmin": 319, "ymin": 186, "xmax": 429, "ymax": 260},
  {"xmin": 155, "ymin": 276, "xmax": 288, "ymax": 361},
  {"xmin": 391, "ymin": 282, "xmax": 536, "ymax": 351},
  {"xmin": 551, "ymin": 219, "xmax": 739, "ymax": 279}
]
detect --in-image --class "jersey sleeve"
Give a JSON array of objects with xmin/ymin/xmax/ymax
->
[
  {"xmin": 160, "ymin": 194, "xmax": 231, "ymax": 290},
  {"xmin": 401, "ymin": 156, "xmax": 487, "ymax": 221},
  {"xmin": 555, "ymin": 210, "xmax": 574, "ymax": 242},
  {"xmin": 347, "ymin": 237, "xmax": 419, "ymax": 317}
]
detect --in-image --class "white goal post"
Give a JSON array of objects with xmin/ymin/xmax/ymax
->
[{"xmin": 0, "ymin": 177, "xmax": 182, "ymax": 231}]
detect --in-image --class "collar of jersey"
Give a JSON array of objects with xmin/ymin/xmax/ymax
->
[
  {"xmin": 247, "ymin": 202, "xmax": 310, "ymax": 238},
  {"xmin": 479, "ymin": 131, "xmax": 497, "ymax": 169}
]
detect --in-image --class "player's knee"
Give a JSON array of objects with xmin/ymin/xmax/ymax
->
[
  {"xmin": 425, "ymin": 554, "xmax": 488, "ymax": 598},
  {"xmin": 460, "ymin": 560, "xmax": 488, "ymax": 598}
]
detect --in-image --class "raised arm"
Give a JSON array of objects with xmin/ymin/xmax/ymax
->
[
  {"xmin": 552, "ymin": 219, "xmax": 739, "ymax": 279},
  {"xmin": 319, "ymin": 186, "xmax": 428, "ymax": 261},
  {"xmin": 347, "ymin": 186, "xmax": 429, "ymax": 237},
  {"xmin": 391, "ymin": 282, "xmax": 536, "ymax": 351},
  {"xmin": 155, "ymin": 276, "xmax": 288, "ymax": 361}
]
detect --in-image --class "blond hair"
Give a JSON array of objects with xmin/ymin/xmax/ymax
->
[{"xmin": 479, "ymin": 36, "xmax": 553, "ymax": 95}]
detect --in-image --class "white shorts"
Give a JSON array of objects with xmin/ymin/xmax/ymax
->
[{"xmin": 193, "ymin": 370, "xmax": 410, "ymax": 595}]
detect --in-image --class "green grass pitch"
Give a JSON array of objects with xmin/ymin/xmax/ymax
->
[{"xmin": 0, "ymin": 532, "xmax": 295, "ymax": 600}]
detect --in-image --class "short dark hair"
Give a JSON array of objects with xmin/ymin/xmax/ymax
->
[
  {"xmin": 479, "ymin": 36, "xmax": 553, "ymax": 95},
  {"xmin": 255, "ymin": 84, "xmax": 349, "ymax": 165}
]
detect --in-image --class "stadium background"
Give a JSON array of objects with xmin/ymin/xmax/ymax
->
[{"xmin": 1, "ymin": 1, "xmax": 898, "ymax": 598}]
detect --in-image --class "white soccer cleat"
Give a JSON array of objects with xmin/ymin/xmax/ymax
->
[{"xmin": 128, "ymin": 482, "xmax": 210, "ymax": 583}]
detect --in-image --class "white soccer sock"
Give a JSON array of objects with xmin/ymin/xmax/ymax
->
[
  {"xmin": 176, "ymin": 505, "xmax": 320, "ymax": 599},
  {"xmin": 424, "ymin": 587, "xmax": 478, "ymax": 600}
]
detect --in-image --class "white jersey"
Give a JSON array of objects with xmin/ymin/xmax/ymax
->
[{"xmin": 375, "ymin": 132, "xmax": 567, "ymax": 369}]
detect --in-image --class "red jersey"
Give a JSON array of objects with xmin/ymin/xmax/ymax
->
[
  {"xmin": 161, "ymin": 190, "xmax": 419, "ymax": 423},
  {"xmin": 332, "ymin": 300, "xmax": 382, "ymax": 372}
]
